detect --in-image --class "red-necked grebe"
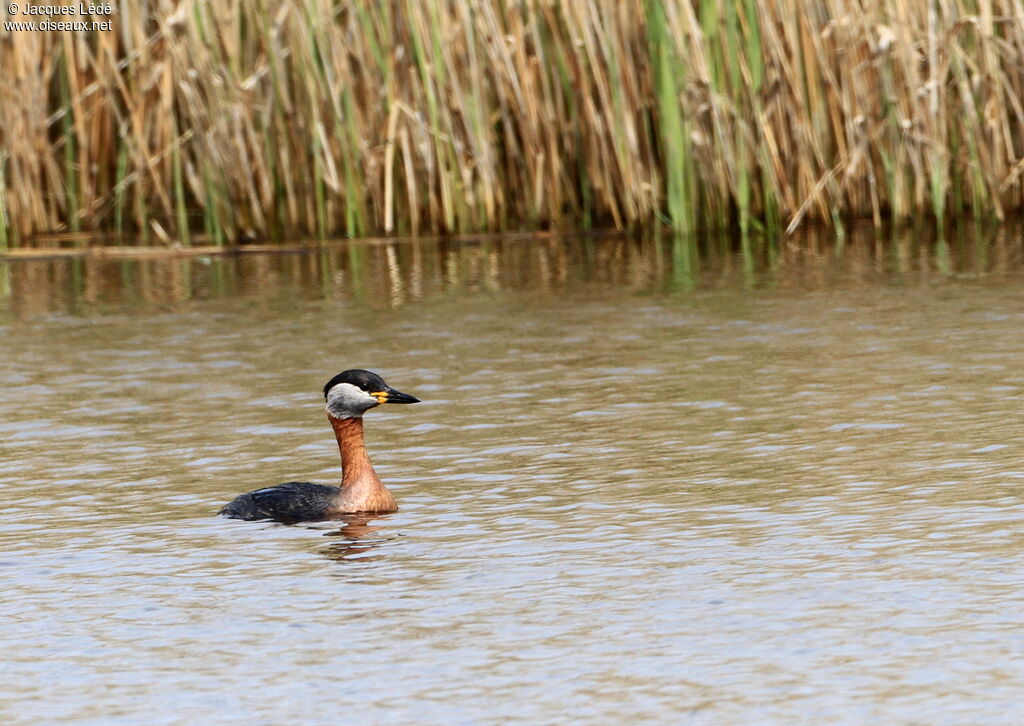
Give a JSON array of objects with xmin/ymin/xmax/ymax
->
[{"xmin": 219, "ymin": 369, "xmax": 420, "ymax": 523}]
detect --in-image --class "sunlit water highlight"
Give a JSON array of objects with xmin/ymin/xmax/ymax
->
[{"xmin": 2, "ymin": 228, "xmax": 1024, "ymax": 724}]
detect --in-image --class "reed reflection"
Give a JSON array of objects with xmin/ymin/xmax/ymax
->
[{"xmin": 3, "ymin": 225, "xmax": 1024, "ymax": 320}]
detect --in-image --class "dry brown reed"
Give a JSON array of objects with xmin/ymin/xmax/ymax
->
[{"xmin": 2, "ymin": 0, "xmax": 1024, "ymax": 246}]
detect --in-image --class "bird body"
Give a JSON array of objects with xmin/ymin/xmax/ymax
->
[
  {"xmin": 219, "ymin": 482, "xmax": 345, "ymax": 524},
  {"xmin": 220, "ymin": 370, "xmax": 418, "ymax": 523}
]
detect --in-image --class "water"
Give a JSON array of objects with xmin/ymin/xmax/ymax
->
[{"xmin": 3, "ymin": 228, "xmax": 1024, "ymax": 724}]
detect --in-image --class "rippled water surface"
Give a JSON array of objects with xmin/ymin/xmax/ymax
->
[{"xmin": 3, "ymin": 229, "xmax": 1024, "ymax": 724}]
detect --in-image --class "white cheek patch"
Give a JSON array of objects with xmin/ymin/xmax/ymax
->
[{"xmin": 325, "ymin": 382, "xmax": 379, "ymax": 418}]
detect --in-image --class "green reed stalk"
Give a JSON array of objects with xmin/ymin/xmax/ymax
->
[
  {"xmin": 59, "ymin": 60, "xmax": 80, "ymax": 234},
  {"xmin": 313, "ymin": 130, "xmax": 327, "ymax": 239},
  {"xmin": 203, "ymin": 170, "xmax": 223, "ymax": 246},
  {"xmin": 172, "ymin": 127, "xmax": 190, "ymax": 246},
  {"xmin": 113, "ymin": 144, "xmax": 128, "ymax": 239},
  {"xmin": 647, "ymin": 0, "xmax": 691, "ymax": 233},
  {"xmin": 0, "ymin": 150, "xmax": 8, "ymax": 251}
]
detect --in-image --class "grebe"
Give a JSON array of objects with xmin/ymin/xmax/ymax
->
[{"xmin": 219, "ymin": 369, "xmax": 420, "ymax": 523}]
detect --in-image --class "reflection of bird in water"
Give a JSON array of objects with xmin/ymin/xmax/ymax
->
[
  {"xmin": 220, "ymin": 370, "xmax": 420, "ymax": 524},
  {"xmin": 319, "ymin": 513, "xmax": 397, "ymax": 561}
]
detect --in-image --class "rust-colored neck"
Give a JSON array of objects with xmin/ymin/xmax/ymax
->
[
  {"xmin": 327, "ymin": 415, "xmax": 397, "ymax": 514},
  {"xmin": 331, "ymin": 416, "xmax": 377, "ymax": 486}
]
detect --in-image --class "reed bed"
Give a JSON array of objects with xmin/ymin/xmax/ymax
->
[{"xmin": 2, "ymin": 0, "xmax": 1024, "ymax": 245}]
